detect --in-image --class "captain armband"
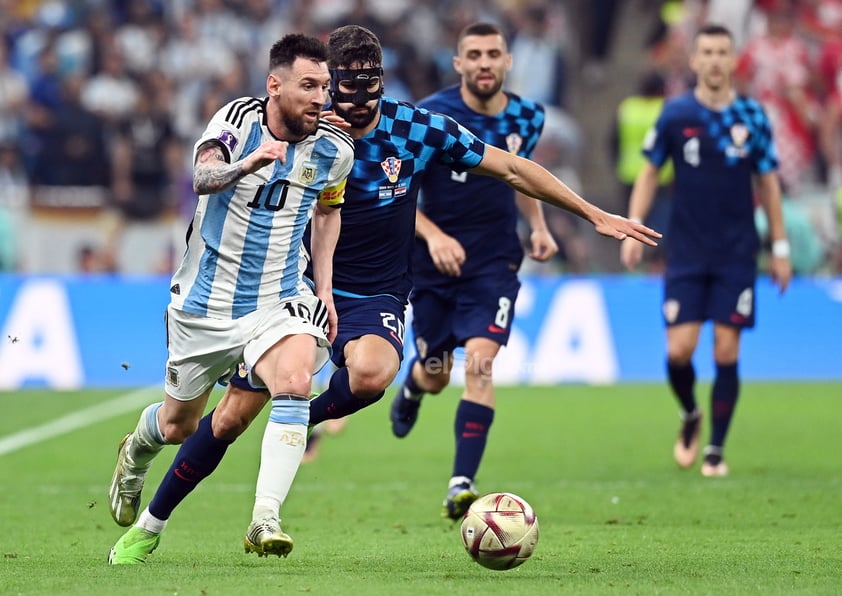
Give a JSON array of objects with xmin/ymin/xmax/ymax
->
[
  {"xmin": 771, "ymin": 239, "xmax": 791, "ymax": 259},
  {"xmin": 317, "ymin": 179, "xmax": 346, "ymax": 207}
]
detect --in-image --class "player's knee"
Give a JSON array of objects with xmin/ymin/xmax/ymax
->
[
  {"xmin": 211, "ymin": 409, "xmax": 250, "ymax": 440},
  {"xmin": 160, "ymin": 419, "xmax": 198, "ymax": 445},
  {"xmin": 666, "ymin": 346, "xmax": 694, "ymax": 364},
  {"xmin": 349, "ymin": 366, "xmax": 395, "ymax": 398},
  {"xmin": 421, "ymin": 371, "xmax": 450, "ymax": 394}
]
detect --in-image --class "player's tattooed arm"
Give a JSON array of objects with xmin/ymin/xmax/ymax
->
[{"xmin": 193, "ymin": 141, "xmax": 246, "ymax": 194}]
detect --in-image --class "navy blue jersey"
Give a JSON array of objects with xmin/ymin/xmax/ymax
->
[
  {"xmin": 414, "ymin": 86, "xmax": 545, "ymax": 277},
  {"xmin": 305, "ymin": 96, "xmax": 485, "ymax": 301},
  {"xmin": 645, "ymin": 92, "xmax": 779, "ymax": 264}
]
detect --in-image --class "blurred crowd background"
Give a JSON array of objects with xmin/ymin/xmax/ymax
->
[{"xmin": 0, "ymin": 0, "xmax": 840, "ymax": 276}]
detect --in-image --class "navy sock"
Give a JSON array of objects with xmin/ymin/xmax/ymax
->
[
  {"xmin": 147, "ymin": 410, "xmax": 232, "ymax": 521},
  {"xmin": 309, "ymin": 367, "xmax": 383, "ymax": 426},
  {"xmin": 452, "ymin": 400, "xmax": 494, "ymax": 480},
  {"xmin": 667, "ymin": 359, "xmax": 697, "ymax": 414},
  {"xmin": 710, "ymin": 362, "xmax": 739, "ymax": 448}
]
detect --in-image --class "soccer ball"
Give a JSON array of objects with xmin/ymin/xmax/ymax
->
[{"xmin": 459, "ymin": 492, "xmax": 539, "ymax": 570}]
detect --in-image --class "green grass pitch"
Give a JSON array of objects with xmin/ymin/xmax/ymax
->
[{"xmin": 1, "ymin": 383, "xmax": 840, "ymax": 595}]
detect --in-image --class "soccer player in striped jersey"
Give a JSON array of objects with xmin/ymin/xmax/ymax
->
[
  {"xmin": 621, "ymin": 24, "xmax": 792, "ymax": 477},
  {"xmin": 388, "ymin": 22, "xmax": 557, "ymax": 519},
  {"xmin": 106, "ymin": 24, "xmax": 660, "ymax": 564},
  {"xmin": 107, "ymin": 33, "xmax": 354, "ymax": 564}
]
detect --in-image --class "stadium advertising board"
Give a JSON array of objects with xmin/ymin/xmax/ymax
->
[{"xmin": 0, "ymin": 275, "xmax": 839, "ymax": 389}]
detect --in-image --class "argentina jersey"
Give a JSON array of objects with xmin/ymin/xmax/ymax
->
[
  {"xmin": 328, "ymin": 96, "xmax": 485, "ymax": 301},
  {"xmin": 644, "ymin": 92, "xmax": 779, "ymax": 263},
  {"xmin": 170, "ymin": 96, "xmax": 354, "ymax": 319},
  {"xmin": 416, "ymin": 86, "xmax": 544, "ymax": 276}
]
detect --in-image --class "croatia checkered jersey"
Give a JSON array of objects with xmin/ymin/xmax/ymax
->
[
  {"xmin": 416, "ymin": 85, "xmax": 544, "ymax": 275},
  {"xmin": 328, "ymin": 96, "xmax": 485, "ymax": 301},
  {"xmin": 169, "ymin": 96, "xmax": 354, "ymax": 319},
  {"xmin": 644, "ymin": 92, "xmax": 779, "ymax": 262}
]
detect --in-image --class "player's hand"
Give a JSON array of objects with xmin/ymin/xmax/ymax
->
[
  {"xmin": 528, "ymin": 229, "xmax": 559, "ymax": 262},
  {"xmin": 317, "ymin": 291, "xmax": 339, "ymax": 343},
  {"xmin": 320, "ymin": 110, "xmax": 351, "ymax": 129},
  {"xmin": 770, "ymin": 256, "xmax": 792, "ymax": 295},
  {"xmin": 595, "ymin": 212, "xmax": 661, "ymax": 246},
  {"xmin": 427, "ymin": 232, "xmax": 466, "ymax": 277},
  {"xmin": 620, "ymin": 236, "xmax": 645, "ymax": 270},
  {"xmin": 243, "ymin": 140, "xmax": 290, "ymax": 171}
]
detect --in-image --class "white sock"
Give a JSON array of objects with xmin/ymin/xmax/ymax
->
[
  {"xmin": 135, "ymin": 507, "xmax": 168, "ymax": 534},
  {"xmin": 129, "ymin": 402, "xmax": 166, "ymax": 469},
  {"xmin": 252, "ymin": 398, "xmax": 309, "ymax": 521}
]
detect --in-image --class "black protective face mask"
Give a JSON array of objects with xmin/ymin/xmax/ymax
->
[{"xmin": 329, "ymin": 67, "xmax": 384, "ymax": 106}]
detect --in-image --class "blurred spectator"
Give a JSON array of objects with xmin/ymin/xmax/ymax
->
[
  {"xmin": 506, "ymin": 1, "xmax": 569, "ymax": 108},
  {"xmin": 80, "ymin": 40, "xmax": 139, "ymax": 129},
  {"xmin": 0, "ymin": 40, "xmax": 28, "ymax": 145},
  {"xmin": 735, "ymin": 1, "xmax": 822, "ymax": 196},
  {"xmin": 645, "ymin": 4, "xmax": 695, "ymax": 98},
  {"xmin": 0, "ymin": 143, "xmax": 28, "ymax": 271},
  {"xmin": 28, "ymin": 72, "xmax": 110, "ymax": 188},
  {"xmin": 610, "ymin": 70, "xmax": 673, "ymax": 271},
  {"xmin": 104, "ymin": 75, "xmax": 181, "ymax": 274},
  {"xmin": 581, "ymin": 0, "xmax": 621, "ymax": 86}
]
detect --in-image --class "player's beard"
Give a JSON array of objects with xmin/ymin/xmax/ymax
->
[
  {"xmin": 333, "ymin": 102, "xmax": 378, "ymax": 129},
  {"xmin": 283, "ymin": 112, "xmax": 318, "ymax": 139},
  {"xmin": 465, "ymin": 75, "xmax": 503, "ymax": 100}
]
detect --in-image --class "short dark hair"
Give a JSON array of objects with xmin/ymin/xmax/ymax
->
[
  {"xmin": 269, "ymin": 33, "xmax": 328, "ymax": 71},
  {"xmin": 327, "ymin": 25, "xmax": 382, "ymax": 69},
  {"xmin": 694, "ymin": 23, "xmax": 733, "ymax": 42},
  {"xmin": 457, "ymin": 22, "xmax": 507, "ymax": 47}
]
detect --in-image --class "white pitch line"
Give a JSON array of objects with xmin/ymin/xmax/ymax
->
[{"xmin": 0, "ymin": 386, "xmax": 160, "ymax": 456}]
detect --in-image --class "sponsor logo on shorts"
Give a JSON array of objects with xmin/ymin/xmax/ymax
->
[{"xmin": 487, "ymin": 324, "xmax": 506, "ymax": 334}]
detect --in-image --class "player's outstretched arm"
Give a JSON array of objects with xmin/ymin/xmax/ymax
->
[
  {"xmin": 472, "ymin": 145, "xmax": 661, "ymax": 246},
  {"xmin": 621, "ymin": 161, "xmax": 661, "ymax": 271}
]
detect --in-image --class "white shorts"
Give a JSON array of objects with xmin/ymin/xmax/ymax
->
[{"xmin": 164, "ymin": 294, "xmax": 331, "ymax": 401}]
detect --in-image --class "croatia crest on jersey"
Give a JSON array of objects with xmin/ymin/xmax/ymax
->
[
  {"xmin": 381, "ymin": 156, "xmax": 401, "ymax": 183},
  {"xmin": 730, "ymin": 124, "xmax": 749, "ymax": 147},
  {"xmin": 506, "ymin": 133, "xmax": 523, "ymax": 155}
]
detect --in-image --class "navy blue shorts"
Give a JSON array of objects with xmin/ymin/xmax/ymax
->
[
  {"xmin": 663, "ymin": 260, "xmax": 757, "ymax": 328},
  {"xmin": 227, "ymin": 294, "xmax": 407, "ymax": 392},
  {"xmin": 330, "ymin": 294, "xmax": 407, "ymax": 367},
  {"xmin": 410, "ymin": 270, "xmax": 520, "ymax": 362}
]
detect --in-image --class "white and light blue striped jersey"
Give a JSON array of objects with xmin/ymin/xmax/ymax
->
[{"xmin": 169, "ymin": 96, "xmax": 354, "ymax": 319}]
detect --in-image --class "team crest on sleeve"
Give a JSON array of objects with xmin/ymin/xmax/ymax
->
[
  {"xmin": 380, "ymin": 156, "xmax": 402, "ymax": 183},
  {"xmin": 218, "ymin": 130, "xmax": 238, "ymax": 152},
  {"xmin": 505, "ymin": 133, "xmax": 523, "ymax": 154},
  {"xmin": 300, "ymin": 162, "xmax": 317, "ymax": 185}
]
